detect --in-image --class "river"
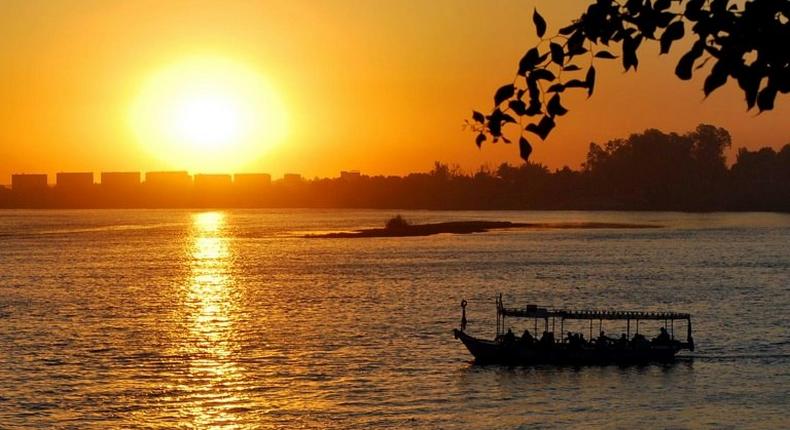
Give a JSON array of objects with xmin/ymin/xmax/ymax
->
[{"xmin": 0, "ymin": 210, "xmax": 788, "ymax": 429}]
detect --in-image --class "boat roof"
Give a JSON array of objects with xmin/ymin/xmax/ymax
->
[{"xmin": 499, "ymin": 304, "xmax": 690, "ymax": 321}]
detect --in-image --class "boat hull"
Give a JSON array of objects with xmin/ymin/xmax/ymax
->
[{"xmin": 453, "ymin": 329, "xmax": 683, "ymax": 365}]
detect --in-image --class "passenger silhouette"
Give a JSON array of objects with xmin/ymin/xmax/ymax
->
[
  {"xmin": 504, "ymin": 328, "xmax": 516, "ymax": 345},
  {"xmin": 653, "ymin": 327, "xmax": 671, "ymax": 345},
  {"xmin": 539, "ymin": 330, "xmax": 554, "ymax": 346},
  {"xmin": 521, "ymin": 329, "xmax": 534, "ymax": 344}
]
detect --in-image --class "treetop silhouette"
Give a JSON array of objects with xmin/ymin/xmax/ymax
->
[{"xmin": 468, "ymin": 0, "xmax": 789, "ymax": 160}]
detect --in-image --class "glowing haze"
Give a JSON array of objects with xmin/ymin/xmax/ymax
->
[
  {"xmin": 0, "ymin": 0, "xmax": 787, "ymax": 183},
  {"xmin": 129, "ymin": 57, "xmax": 287, "ymax": 172}
]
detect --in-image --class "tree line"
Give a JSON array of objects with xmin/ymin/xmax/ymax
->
[{"xmin": 292, "ymin": 124, "xmax": 785, "ymax": 211}]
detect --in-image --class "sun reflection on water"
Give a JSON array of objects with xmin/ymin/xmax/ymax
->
[{"xmin": 180, "ymin": 211, "xmax": 250, "ymax": 428}]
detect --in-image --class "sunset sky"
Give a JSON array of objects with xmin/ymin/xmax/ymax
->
[{"xmin": 1, "ymin": 0, "xmax": 788, "ymax": 184}]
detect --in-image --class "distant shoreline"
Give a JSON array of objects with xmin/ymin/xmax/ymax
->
[{"xmin": 303, "ymin": 220, "xmax": 661, "ymax": 238}]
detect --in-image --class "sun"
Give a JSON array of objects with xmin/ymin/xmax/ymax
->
[
  {"xmin": 129, "ymin": 56, "xmax": 287, "ymax": 172},
  {"xmin": 171, "ymin": 93, "xmax": 242, "ymax": 150}
]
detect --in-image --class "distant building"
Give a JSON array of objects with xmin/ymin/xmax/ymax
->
[
  {"xmin": 340, "ymin": 170, "xmax": 361, "ymax": 180},
  {"xmin": 145, "ymin": 171, "xmax": 192, "ymax": 188},
  {"xmin": 56, "ymin": 172, "xmax": 93, "ymax": 189},
  {"xmin": 234, "ymin": 173, "xmax": 271, "ymax": 188},
  {"xmin": 282, "ymin": 173, "xmax": 302, "ymax": 185},
  {"xmin": 194, "ymin": 174, "xmax": 232, "ymax": 190},
  {"xmin": 101, "ymin": 172, "xmax": 140, "ymax": 189},
  {"xmin": 142, "ymin": 171, "xmax": 191, "ymax": 207},
  {"xmin": 11, "ymin": 174, "xmax": 48, "ymax": 192}
]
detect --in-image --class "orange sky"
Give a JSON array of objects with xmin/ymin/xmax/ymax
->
[{"xmin": 1, "ymin": 0, "xmax": 788, "ymax": 184}]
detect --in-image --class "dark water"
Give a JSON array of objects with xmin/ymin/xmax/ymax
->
[{"xmin": 0, "ymin": 210, "xmax": 788, "ymax": 429}]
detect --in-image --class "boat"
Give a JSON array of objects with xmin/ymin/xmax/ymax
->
[{"xmin": 453, "ymin": 295, "xmax": 694, "ymax": 365}]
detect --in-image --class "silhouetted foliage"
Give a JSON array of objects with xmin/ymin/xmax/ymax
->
[
  {"xmin": 468, "ymin": 1, "xmax": 789, "ymax": 160},
  {"xmin": 582, "ymin": 124, "xmax": 732, "ymax": 209},
  {"xmin": 385, "ymin": 214, "xmax": 411, "ymax": 230}
]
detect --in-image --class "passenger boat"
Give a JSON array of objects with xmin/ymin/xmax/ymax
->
[{"xmin": 453, "ymin": 295, "xmax": 694, "ymax": 364}]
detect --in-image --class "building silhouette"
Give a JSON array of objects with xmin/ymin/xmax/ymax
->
[
  {"xmin": 233, "ymin": 173, "xmax": 271, "ymax": 207},
  {"xmin": 145, "ymin": 171, "xmax": 191, "ymax": 188},
  {"xmin": 10, "ymin": 174, "xmax": 49, "ymax": 207},
  {"xmin": 54, "ymin": 172, "xmax": 97, "ymax": 207},
  {"xmin": 194, "ymin": 174, "xmax": 232, "ymax": 207},
  {"xmin": 234, "ymin": 173, "xmax": 271, "ymax": 188},
  {"xmin": 99, "ymin": 172, "xmax": 141, "ymax": 207},
  {"xmin": 194, "ymin": 174, "xmax": 232, "ymax": 190},
  {"xmin": 340, "ymin": 170, "xmax": 361, "ymax": 180},
  {"xmin": 144, "ymin": 171, "xmax": 192, "ymax": 207},
  {"xmin": 11, "ymin": 174, "xmax": 48, "ymax": 192},
  {"xmin": 101, "ymin": 172, "xmax": 140, "ymax": 190},
  {"xmin": 282, "ymin": 173, "xmax": 302, "ymax": 185},
  {"xmin": 56, "ymin": 172, "xmax": 93, "ymax": 189}
]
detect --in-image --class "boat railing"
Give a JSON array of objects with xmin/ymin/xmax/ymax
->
[{"xmin": 499, "ymin": 306, "xmax": 691, "ymax": 321}]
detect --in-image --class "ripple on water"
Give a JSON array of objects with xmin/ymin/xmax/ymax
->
[{"xmin": 0, "ymin": 209, "xmax": 788, "ymax": 429}]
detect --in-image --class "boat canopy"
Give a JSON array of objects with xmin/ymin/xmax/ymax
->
[
  {"xmin": 496, "ymin": 295, "xmax": 690, "ymax": 321},
  {"xmin": 499, "ymin": 305, "xmax": 690, "ymax": 321}
]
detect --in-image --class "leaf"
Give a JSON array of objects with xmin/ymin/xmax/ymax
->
[
  {"xmin": 757, "ymin": 85, "xmax": 777, "ymax": 112},
  {"xmin": 567, "ymin": 30, "xmax": 585, "ymax": 54},
  {"xmin": 518, "ymin": 48, "xmax": 541, "ymax": 75},
  {"xmin": 711, "ymin": 0, "xmax": 728, "ymax": 13},
  {"xmin": 525, "ymin": 100, "xmax": 542, "ymax": 116},
  {"xmin": 527, "ymin": 76, "xmax": 540, "ymax": 99},
  {"xmin": 547, "ymin": 94, "xmax": 568, "ymax": 116},
  {"xmin": 508, "ymin": 99, "xmax": 528, "ymax": 116},
  {"xmin": 519, "ymin": 136, "xmax": 533, "ymax": 161},
  {"xmin": 563, "ymin": 64, "xmax": 582, "ymax": 71},
  {"xmin": 568, "ymin": 45, "xmax": 588, "ymax": 57},
  {"xmin": 736, "ymin": 68, "xmax": 760, "ymax": 109},
  {"xmin": 558, "ymin": 23, "xmax": 577, "ymax": 36},
  {"xmin": 538, "ymin": 115, "xmax": 556, "ymax": 138},
  {"xmin": 472, "ymin": 111, "xmax": 485, "ymax": 123},
  {"xmin": 564, "ymin": 79, "xmax": 588, "ymax": 89},
  {"xmin": 675, "ymin": 41, "xmax": 704, "ymax": 80},
  {"xmin": 475, "ymin": 132, "xmax": 486, "ymax": 148},
  {"xmin": 533, "ymin": 8, "xmax": 547, "ymax": 38},
  {"xmin": 657, "ymin": 11, "xmax": 675, "ymax": 28},
  {"xmin": 487, "ymin": 109, "xmax": 504, "ymax": 136},
  {"xmin": 547, "ymin": 83, "xmax": 565, "ymax": 93},
  {"xmin": 594, "ymin": 51, "xmax": 618, "ymax": 59},
  {"xmin": 494, "ymin": 84, "xmax": 515, "ymax": 106},
  {"xmin": 660, "ymin": 21, "xmax": 685, "ymax": 55},
  {"xmin": 585, "ymin": 66, "xmax": 596, "ymax": 98},
  {"xmin": 703, "ymin": 62, "xmax": 728, "ymax": 97},
  {"xmin": 550, "ymin": 42, "xmax": 565, "ymax": 66},
  {"xmin": 531, "ymin": 69, "xmax": 556, "ymax": 81},
  {"xmin": 684, "ymin": 0, "xmax": 704, "ymax": 20},
  {"xmin": 777, "ymin": 74, "xmax": 790, "ymax": 94},
  {"xmin": 526, "ymin": 115, "xmax": 555, "ymax": 140},
  {"xmin": 623, "ymin": 35, "xmax": 639, "ymax": 71},
  {"xmin": 695, "ymin": 57, "xmax": 711, "ymax": 70},
  {"xmin": 655, "ymin": 0, "xmax": 671, "ymax": 11}
]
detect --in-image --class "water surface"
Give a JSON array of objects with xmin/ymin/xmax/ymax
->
[{"xmin": 0, "ymin": 210, "xmax": 788, "ymax": 429}]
